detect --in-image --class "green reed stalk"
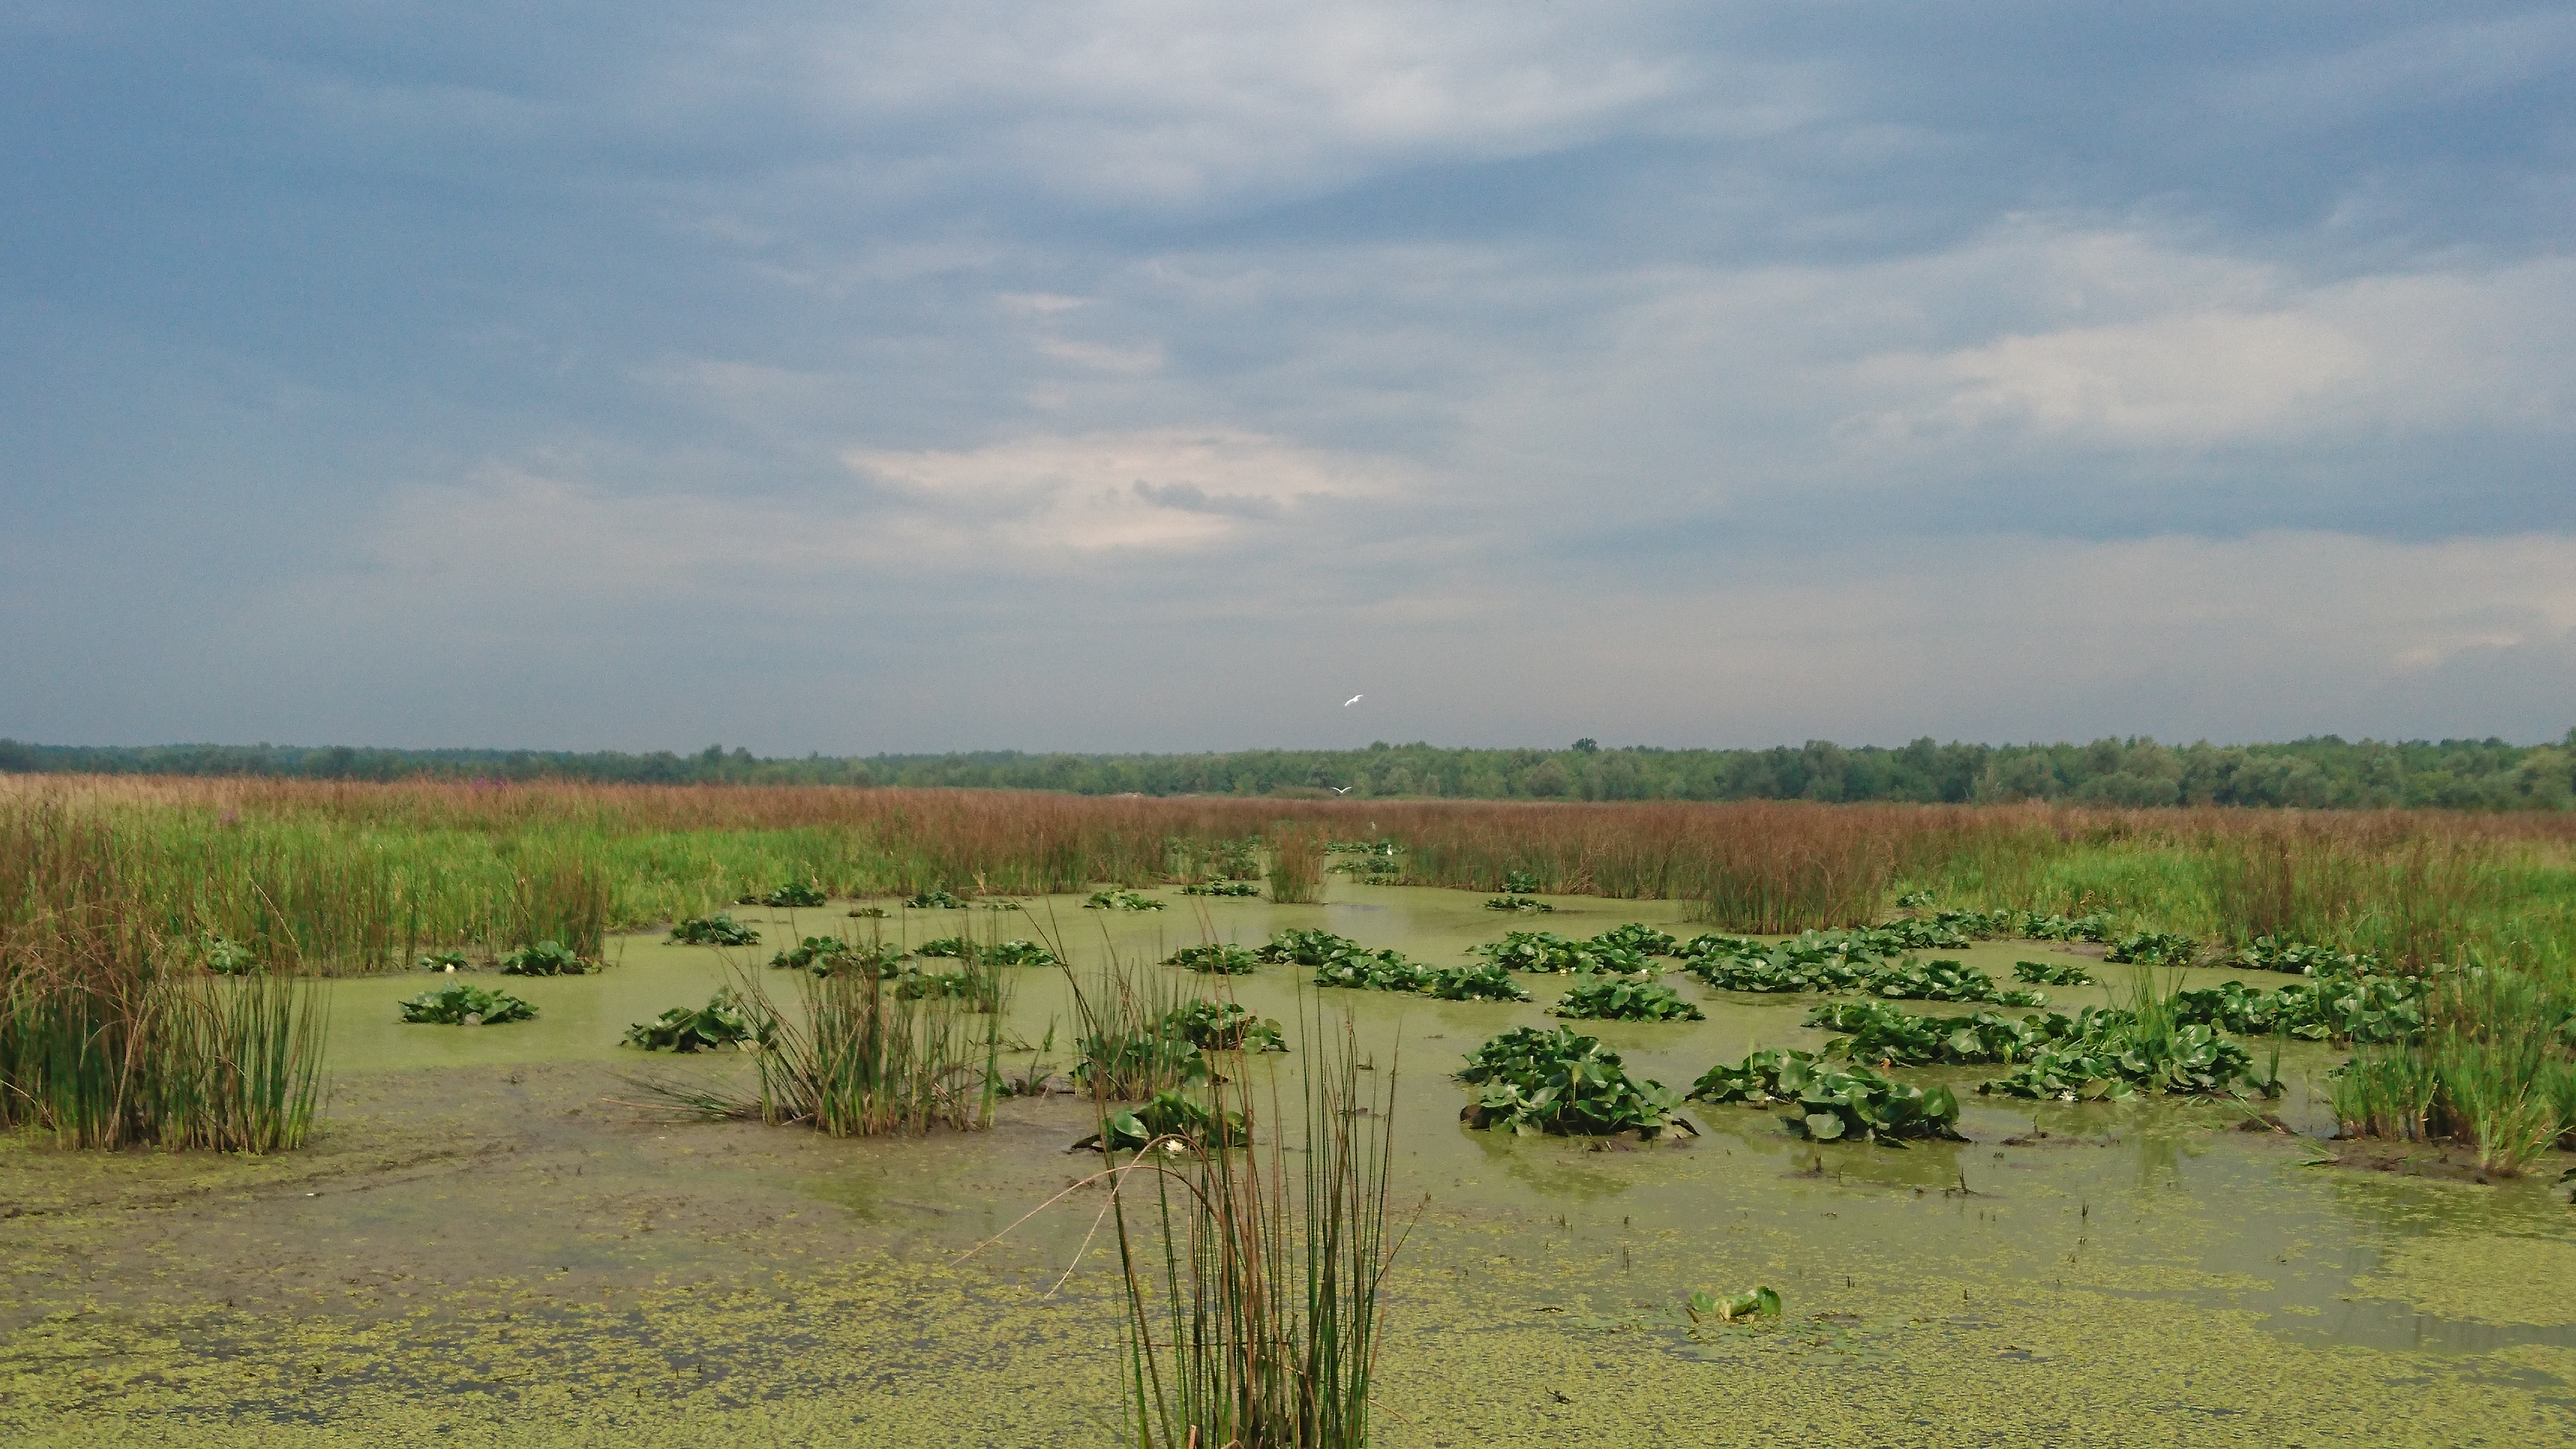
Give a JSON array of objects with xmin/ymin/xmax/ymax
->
[{"xmin": 1105, "ymin": 1008, "xmax": 1405, "ymax": 1448}]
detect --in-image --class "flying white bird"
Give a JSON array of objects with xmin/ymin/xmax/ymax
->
[
  {"xmin": 1343, "ymin": 694, "xmax": 1363, "ymax": 707},
  {"xmin": 1330, "ymin": 786, "xmax": 1353, "ymax": 795}
]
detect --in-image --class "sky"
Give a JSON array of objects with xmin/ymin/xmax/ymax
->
[{"xmin": 4, "ymin": 1, "xmax": 2573, "ymax": 755}]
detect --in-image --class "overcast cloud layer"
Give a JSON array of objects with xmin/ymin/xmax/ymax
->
[{"xmin": 5, "ymin": 2, "xmax": 2573, "ymax": 753}]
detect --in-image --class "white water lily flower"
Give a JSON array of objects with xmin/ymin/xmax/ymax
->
[{"xmin": 463, "ymin": 1012, "xmax": 484, "ymax": 1026}]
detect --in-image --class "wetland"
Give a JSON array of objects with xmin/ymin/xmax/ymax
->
[{"xmin": 7, "ymin": 875, "xmax": 2573, "ymax": 1446}]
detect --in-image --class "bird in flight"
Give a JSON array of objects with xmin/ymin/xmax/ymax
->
[
  {"xmin": 1330, "ymin": 786, "xmax": 1353, "ymax": 795},
  {"xmin": 1343, "ymin": 694, "xmax": 1363, "ymax": 707}
]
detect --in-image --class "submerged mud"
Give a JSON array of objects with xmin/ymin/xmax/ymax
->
[{"xmin": 5, "ymin": 883, "xmax": 2571, "ymax": 1445}]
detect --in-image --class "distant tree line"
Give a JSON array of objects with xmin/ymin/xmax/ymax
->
[{"xmin": 7, "ymin": 733, "xmax": 2574, "ymax": 810}]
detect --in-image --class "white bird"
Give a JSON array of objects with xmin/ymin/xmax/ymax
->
[
  {"xmin": 1330, "ymin": 786, "xmax": 1352, "ymax": 795},
  {"xmin": 1343, "ymin": 694, "xmax": 1363, "ymax": 707}
]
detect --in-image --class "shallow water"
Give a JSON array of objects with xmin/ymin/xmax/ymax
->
[{"xmin": 4, "ymin": 881, "xmax": 2572, "ymax": 1446}]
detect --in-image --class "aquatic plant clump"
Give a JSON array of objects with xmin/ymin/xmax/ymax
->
[
  {"xmin": 905, "ymin": 890, "xmax": 968, "ymax": 909},
  {"xmin": 1483, "ymin": 894, "xmax": 1555, "ymax": 912},
  {"xmin": 769, "ymin": 935, "xmax": 897, "ymax": 975},
  {"xmin": 1071, "ymin": 1087, "xmax": 1249, "ymax": 1152},
  {"xmin": 1419, "ymin": 962, "xmax": 1532, "ymax": 1002},
  {"xmin": 1552, "ymin": 973, "xmax": 1705, "ymax": 1022},
  {"xmin": 1470, "ymin": 930, "xmax": 1656, "ymax": 976},
  {"xmin": 1805, "ymin": 1000, "xmax": 2068, "ymax": 1067},
  {"xmin": 1169, "ymin": 943, "xmax": 1263, "ymax": 974},
  {"xmin": 1311, "ymin": 949, "xmax": 1430, "ymax": 992},
  {"xmin": 2012, "ymin": 959, "xmax": 2094, "ymax": 987},
  {"xmin": 1181, "ymin": 880, "xmax": 1261, "ymax": 897},
  {"xmin": 2169, "ymin": 974, "xmax": 2427, "ymax": 1044},
  {"xmin": 1977, "ymin": 1002, "xmax": 2278, "ymax": 1102},
  {"xmin": 498, "ymin": 939, "xmax": 593, "ymax": 976},
  {"xmin": 1084, "ymin": 888, "xmax": 1167, "ymax": 911},
  {"xmin": 755, "ymin": 882, "xmax": 828, "ymax": 908},
  {"xmin": 1165, "ymin": 1000, "xmax": 1289, "ymax": 1054},
  {"xmin": 1686, "ymin": 1286, "xmax": 1783, "ymax": 1326},
  {"xmin": 415, "ymin": 950, "xmax": 470, "ymax": 971},
  {"xmin": 1456, "ymin": 1026, "xmax": 1695, "ymax": 1138},
  {"xmin": 399, "ymin": 981, "xmax": 535, "ymax": 1026},
  {"xmin": 197, "ymin": 934, "xmax": 260, "ymax": 975},
  {"xmin": 2224, "ymin": 936, "xmax": 2383, "ymax": 975},
  {"xmin": 1868, "ymin": 957, "xmax": 2046, "ymax": 1006},
  {"xmin": 670, "ymin": 913, "xmax": 761, "ymax": 947},
  {"xmin": 1257, "ymin": 929, "xmax": 1364, "ymax": 965},
  {"xmin": 1591, "ymin": 923, "xmax": 1680, "ymax": 956},
  {"xmin": 2107, "ymin": 930, "xmax": 2200, "ymax": 967},
  {"xmin": 1686, "ymin": 1049, "xmax": 1966, "ymax": 1144},
  {"xmin": 985, "ymin": 938, "xmax": 1060, "ymax": 967},
  {"xmin": 624, "ymin": 989, "xmax": 774, "ymax": 1053}
]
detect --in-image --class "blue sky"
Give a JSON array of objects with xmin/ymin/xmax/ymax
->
[{"xmin": 5, "ymin": 2, "xmax": 2573, "ymax": 753}]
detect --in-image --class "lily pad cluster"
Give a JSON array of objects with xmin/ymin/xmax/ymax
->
[
  {"xmin": 1804, "ymin": 1000, "xmax": 2067, "ymax": 1067},
  {"xmin": 1687, "ymin": 1049, "xmax": 1965, "ymax": 1144},
  {"xmin": 983, "ymin": 938, "xmax": 1060, "ymax": 967},
  {"xmin": 1456, "ymin": 1026, "xmax": 1694, "ymax": 1138},
  {"xmin": 1680, "ymin": 936, "xmax": 2041, "ymax": 1005},
  {"xmin": 1164, "ymin": 1000, "xmax": 1288, "ymax": 1053},
  {"xmin": 1902, "ymin": 908, "xmax": 2112, "ymax": 943},
  {"xmin": 2169, "ymin": 973, "xmax": 2425, "ymax": 1044},
  {"xmin": 1166, "ymin": 943, "xmax": 1263, "ymax": 975},
  {"xmin": 2106, "ymin": 930, "xmax": 2199, "ymax": 967},
  {"xmin": 1867, "ymin": 958, "xmax": 2045, "ymax": 1006},
  {"xmin": 2012, "ymin": 959, "xmax": 2094, "ymax": 986},
  {"xmin": 1084, "ymin": 888, "xmax": 1166, "ymax": 911},
  {"xmin": 1686, "ymin": 1286, "xmax": 1782, "ymax": 1325},
  {"xmin": 1483, "ymin": 894, "xmax": 1554, "ymax": 912},
  {"xmin": 905, "ymin": 890, "xmax": 969, "ymax": 909},
  {"xmin": 498, "ymin": 939, "xmax": 592, "ymax": 976},
  {"xmin": 769, "ymin": 936, "xmax": 906, "ymax": 975},
  {"xmin": 197, "ymin": 934, "xmax": 260, "ymax": 975},
  {"xmin": 1552, "ymin": 973, "xmax": 1704, "ymax": 1022},
  {"xmin": 670, "ymin": 913, "xmax": 761, "ymax": 947},
  {"xmin": 1181, "ymin": 880, "xmax": 1261, "ymax": 897},
  {"xmin": 2222, "ymin": 936, "xmax": 2381, "ymax": 975},
  {"xmin": 1978, "ymin": 1009, "xmax": 2275, "ymax": 1101},
  {"xmin": 1072, "ymin": 1089, "xmax": 1249, "ymax": 1153},
  {"xmin": 1469, "ymin": 930, "xmax": 1657, "ymax": 976},
  {"xmin": 624, "ymin": 989, "xmax": 773, "ymax": 1053},
  {"xmin": 1420, "ymin": 962, "xmax": 1533, "ymax": 1002},
  {"xmin": 400, "ymin": 981, "xmax": 536, "ymax": 1026},
  {"xmin": 737, "ymin": 882, "xmax": 826, "ymax": 908},
  {"xmin": 416, "ymin": 950, "xmax": 470, "ymax": 971}
]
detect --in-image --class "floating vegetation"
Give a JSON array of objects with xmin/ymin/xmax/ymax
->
[
  {"xmin": 1165, "ymin": 1000, "xmax": 1289, "ymax": 1054},
  {"xmin": 1552, "ymin": 973, "xmax": 1705, "ymax": 1022},
  {"xmin": 1312, "ymin": 949, "xmax": 1431, "ymax": 992},
  {"xmin": 1468, "ymin": 930, "xmax": 1655, "ymax": 976},
  {"xmin": 1900, "ymin": 908, "xmax": 2113, "ymax": 943},
  {"xmin": 1868, "ymin": 917, "xmax": 1974, "ymax": 951},
  {"xmin": 2106, "ymin": 930, "xmax": 2200, "ymax": 966},
  {"xmin": 1868, "ymin": 957, "xmax": 2046, "ymax": 1006},
  {"xmin": 670, "ymin": 913, "xmax": 761, "ymax": 947},
  {"xmin": 2224, "ymin": 936, "xmax": 2381, "ymax": 975},
  {"xmin": 2012, "ymin": 959, "xmax": 2094, "ymax": 986},
  {"xmin": 1258, "ymin": 928, "xmax": 1364, "ymax": 966},
  {"xmin": 914, "ymin": 936, "xmax": 969, "ymax": 957},
  {"xmin": 1687, "ymin": 1049, "xmax": 1965, "ymax": 1143},
  {"xmin": 2170, "ymin": 973, "xmax": 2427, "ymax": 1044},
  {"xmin": 1074, "ymin": 972, "xmax": 1211, "ymax": 1099},
  {"xmin": 986, "ymin": 938, "xmax": 1060, "ymax": 967},
  {"xmin": 1181, "ymin": 880, "xmax": 1261, "ymax": 897},
  {"xmin": 624, "ymin": 989, "xmax": 774, "ymax": 1053},
  {"xmin": 1483, "ymin": 895, "xmax": 1554, "ymax": 912},
  {"xmin": 1456, "ymin": 1026, "xmax": 1694, "ymax": 1138},
  {"xmin": 399, "ymin": 981, "xmax": 536, "ymax": 1026},
  {"xmin": 1419, "ymin": 962, "xmax": 1531, "ymax": 1002},
  {"xmin": 1502, "ymin": 870, "xmax": 1542, "ymax": 894},
  {"xmin": 753, "ymin": 882, "xmax": 828, "ymax": 908},
  {"xmin": 197, "ymin": 934, "xmax": 260, "ymax": 975},
  {"xmin": 894, "ymin": 968, "xmax": 984, "ymax": 1004},
  {"xmin": 1591, "ymin": 923, "xmax": 1680, "ymax": 956},
  {"xmin": 906, "ymin": 890, "xmax": 968, "ymax": 909},
  {"xmin": 1685, "ymin": 1286, "xmax": 1782, "ymax": 1326},
  {"xmin": 1978, "ymin": 976, "xmax": 2282, "ymax": 1102},
  {"xmin": 1324, "ymin": 837, "xmax": 1401, "ymax": 855},
  {"xmin": 1085, "ymin": 888, "xmax": 1167, "ymax": 911},
  {"xmin": 848, "ymin": 906, "xmax": 888, "ymax": 918},
  {"xmin": 415, "ymin": 949, "xmax": 470, "ymax": 972},
  {"xmin": 1805, "ymin": 1000, "xmax": 2064, "ymax": 1067},
  {"xmin": 1167, "ymin": 943, "xmax": 1263, "ymax": 975},
  {"xmin": 1071, "ymin": 1087, "xmax": 1249, "ymax": 1152},
  {"xmin": 498, "ymin": 939, "xmax": 593, "ymax": 976}
]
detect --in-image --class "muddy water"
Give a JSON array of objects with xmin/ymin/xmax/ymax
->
[{"xmin": 5, "ymin": 881, "xmax": 2573, "ymax": 1446}]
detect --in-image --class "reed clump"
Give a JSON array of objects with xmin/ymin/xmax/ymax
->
[{"xmin": 1103, "ymin": 1011, "xmax": 1405, "ymax": 1449}]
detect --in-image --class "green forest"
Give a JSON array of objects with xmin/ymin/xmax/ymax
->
[{"xmin": 6, "ymin": 731, "xmax": 2573, "ymax": 809}]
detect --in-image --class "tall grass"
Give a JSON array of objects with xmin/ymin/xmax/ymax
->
[
  {"xmin": 1, "ymin": 804, "xmax": 325, "ymax": 1150},
  {"xmin": 1073, "ymin": 966, "xmax": 1208, "ymax": 1101},
  {"xmin": 1266, "ymin": 828, "xmax": 1325, "ymax": 906},
  {"xmin": 1108, "ymin": 1012, "xmax": 1403, "ymax": 1448}
]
